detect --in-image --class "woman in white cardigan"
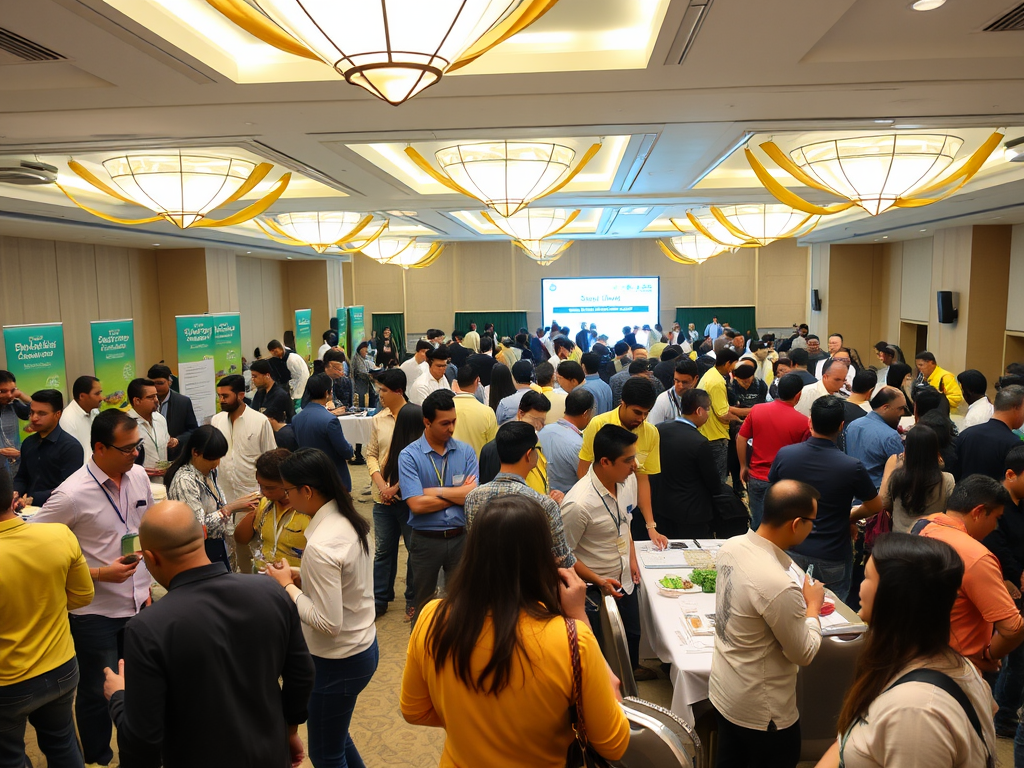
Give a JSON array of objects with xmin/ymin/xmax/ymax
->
[{"xmin": 267, "ymin": 447, "xmax": 376, "ymax": 768}]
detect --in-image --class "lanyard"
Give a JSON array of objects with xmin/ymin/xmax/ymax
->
[
  {"xmin": 199, "ymin": 469, "xmax": 225, "ymax": 508},
  {"xmin": 592, "ymin": 479, "xmax": 623, "ymax": 530},
  {"xmin": 259, "ymin": 502, "xmax": 298, "ymax": 556},
  {"xmin": 669, "ymin": 389, "xmax": 681, "ymax": 419},
  {"xmin": 428, "ymin": 452, "xmax": 449, "ymax": 487},
  {"xmin": 535, "ymin": 460, "xmax": 549, "ymax": 495},
  {"xmin": 87, "ymin": 467, "xmax": 128, "ymax": 530}
]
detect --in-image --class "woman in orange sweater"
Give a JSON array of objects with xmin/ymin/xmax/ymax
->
[{"xmin": 400, "ymin": 494, "xmax": 629, "ymax": 768}]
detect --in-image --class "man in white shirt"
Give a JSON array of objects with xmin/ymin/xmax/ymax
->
[
  {"xmin": 211, "ymin": 375, "xmax": 276, "ymax": 572},
  {"xmin": 408, "ymin": 347, "xmax": 452, "ymax": 406},
  {"xmin": 127, "ymin": 378, "xmax": 175, "ymax": 470},
  {"xmin": 648, "ymin": 358, "xmax": 699, "ymax": 425},
  {"xmin": 463, "ymin": 323, "xmax": 481, "ymax": 354},
  {"xmin": 60, "ymin": 375, "xmax": 103, "ymax": 463},
  {"xmin": 400, "ymin": 340, "xmax": 432, "ymax": 391},
  {"xmin": 561, "ymin": 423, "xmax": 649, "ymax": 680},
  {"xmin": 267, "ymin": 340, "xmax": 309, "ymax": 405},
  {"xmin": 958, "ymin": 369, "xmax": 994, "ymax": 430},
  {"xmin": 710, "ymin": 479, "xmax": 825, "ymax": 768},
  {"xmin": 317, "ymin": 329, "xmax": 336, "ymax": 361},
  {"xmin": 795, "ymin": 359, "xmax": 849, "ymax": 417}
]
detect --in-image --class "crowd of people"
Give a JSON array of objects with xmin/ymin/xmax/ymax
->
[{"xmin": 3, "ymin": 314, "xmax": 1024, "ymax": 768}]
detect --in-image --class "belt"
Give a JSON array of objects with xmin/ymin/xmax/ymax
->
[{"xmin": 413, "ymin": 527, "xmax": 466, "ymax": 539}]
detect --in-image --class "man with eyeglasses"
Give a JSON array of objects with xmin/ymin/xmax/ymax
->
[
  {"xmin": 767, "ymin": 396, "xmax": 882, "ymax": 602},
  {"xmin": 127, "ymin": 378, "xmax": 176, "ymax": 473},
  {"xmin": 0, "ymin": 369, "xmax": 31, "ymax": 478},
  {"xmin": 32, "ymin": 409, "xmax": 154, "ymax": 768}
]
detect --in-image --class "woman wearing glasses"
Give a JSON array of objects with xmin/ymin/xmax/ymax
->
[
  {"xmin": 165, "ymin": 425, "xmax": 258, "ymax": 567},
  {"xmin": 266, "ymin": 448, "xmax": 376, "ymax": 768}
]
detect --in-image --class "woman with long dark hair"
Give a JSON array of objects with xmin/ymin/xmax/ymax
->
[
  {"xmin": 376, "ymin": 326, "xmax": 400, "ymax": 368},
  {"xmin": 166, "ymin": 425, "xmax": 257, "ymax": 566},
  {"xmin": 266, "ymin": 448, "xmax": 376, "ymax": 768},
  {"xmin": 487, "ymin": 363, "xmax": 516, "ymax": 412},
  {"xmin": 880, "ymin": 424, "xmax": 955, "ymax": 533},
  {"xmin": 816, "ymin": 533, "xmax": 995, "ymax": 768},
  {"xmin": 401, "ymin": 495, "xmax": 629, "ymax": 766},
  {"xmin": 886, "ymin": 362, "xmax": 915, "ymax": 413}
]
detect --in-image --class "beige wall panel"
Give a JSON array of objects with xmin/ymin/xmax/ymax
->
[
  {"xmin": 809, "ymin": 243, "xmax": 830, "ymax": 338},
  {"xmin": 352, "ymin": 254, "xmax": 404, "ymax": 315},
  {"xmin": 879, "ymin": 242, "xmax": 903, "ymax": 345},
  {"xmin": 127, "ymin": 249, "xmax": 164, "ymax": 369},
  {"xmin": 18, "ymin": 238, "xmax": 61, "ymax": 326},
  {"xmin": 94, "ymin": 246, "xmax": 134, "ymax": 322},
  {"xmin": 407, "ymin": 248, "xmax": 456, "ymax": 335},
  {"xmin": 758, "ymin": 239, "xmax": 809, "ymax": 329},
  {"xmin": 205, "ymin": 248, "xmax": 239, "ymax": 314},
  {"xmin": 284, "ymin": 260, "xmax": 330, "ymax": 338},
  {"xmin": 236, "ymin": 255, "xmax": 286, "ymax": 356},
  {"xmin": 966, "ymin": 226, "xmax": 1012, "ymax": 385},
  {"xmin": 156, "ymin": 249, "xmax": 210, "ymax": 366},
  {"xmin": 0, "ymin": 238, "xmax": 27, "ymax": 342},
  {"xmin": 55, "ymin": 241, "xmax": 100, "ymax": 381},
  {"xmin": 827, "ymin": 244, "xmax": 885, "ymax": 360},
  {"xmin": 928, "ymin": 228, "xmax": 973, "ymax": 373},
  {"xmin": 326, "ymin": 259, "xmax": 345, "ymax": 322},
  {"xmin": 900, "ymin": 238, "xmax": 933, "ymax": 323},
  {"xmin": 1008, "ymin": 224, "xmax": 1024, "ymax": 333},
  {"xmin": 341, "ymin": 261, "xmax": 354, "ymax": 308}
]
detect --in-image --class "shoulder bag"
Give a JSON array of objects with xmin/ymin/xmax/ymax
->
[{"xmin": 564, "ymin": 617, "xmax": 612, "ymax": 768}]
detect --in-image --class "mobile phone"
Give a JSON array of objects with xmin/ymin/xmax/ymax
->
[
  {"xmin": 806, "ymin": 564, "xmax": 816, "ymax": 583},
  {"xmin": 121, "ymin": 533, "xmax": 140, "ymax": 557},
  {"xmin": 120, "ymin": 554, "xmax": 140, "ymax": 565}
]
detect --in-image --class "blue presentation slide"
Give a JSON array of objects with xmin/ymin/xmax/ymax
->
[{"xmin": 541, "ymin": 277, "xmax": 660, "ymax": 340}]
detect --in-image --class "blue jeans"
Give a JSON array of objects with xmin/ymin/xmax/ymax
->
[
  {"xmin": 747, "ymin": 476, "xmax": 771, "ymax": 531},
  {"xmin": 68, "ymin": 614, "xmax": 128, "ymax": 765},
  {"xmin": 996, "ymin": 639, "xmax": 1024, "ymax": 734},
  {"xmin": 787, "ymin": 548, "xmax": 854, "ymax": 604},
  {"xmin": 308, "ymin": 639, "xmax": 379, "ymax": 768},
  {"xmin": 0, "ymin": 658, "xmax": 82, "ymax": 768},
  {"xmin": 372, "ymin": 501, "xmax": 414, "ymax": 614}
]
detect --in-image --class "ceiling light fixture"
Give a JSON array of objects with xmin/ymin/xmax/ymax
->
[
  {"xmin": 406, "ymin": 140, "xmax": 601, "ymax": 218},
  {"xmin": 257, "ymin": 211, "xmax": 380, "ymax": 253},
  {"xmin": 58, "ymin": 152, "xmax": 290, "ymax": 229},
  {"xmin": 678, "ymin": 204, "xmax": 819, "ymax": 248},
  {"xmin": 911, "ymin": 0, "xmax": 946, "ymax": 10},
  {"xmin": 385, "ymin": 210, "xmax": 418, "ymax": 216},
  {"xmin": 658, "ymin": 231, "xmax": 734, "ymax": 265},
  {"xmin": 481, "ymin": 207, "xmax": 580, "ymax": 240},
  {"xmin": 353, "ymin": 236, "xmax": 444, "ymax": 269},
  {"xmin": 746, "ymin": 131, "xmax": 1003, "ymax": 217},
  {"xmin": 206, "ymin": 0, "xmax": 560, "ymax": 106},
  {"xmin": 513, "ymin": 238, "xmax": 573, "ymax": 266}
]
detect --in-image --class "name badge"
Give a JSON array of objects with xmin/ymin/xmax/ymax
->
[
  {"xmin": 616, "ymin": 537, "xmax": 628, "ymax": 555},
  {"xmin": 452, "ymin": 474, "xmax": 465, "ymax": 486}
]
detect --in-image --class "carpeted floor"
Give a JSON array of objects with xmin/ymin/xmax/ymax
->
[{"xmin": 22, "ymin": 464, "xmax": 1014, "ymax": 766}]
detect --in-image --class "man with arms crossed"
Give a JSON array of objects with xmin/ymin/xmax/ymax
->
[{"xmin": 711, "ymin": 480, "xmax": 825, "ymax": 768}]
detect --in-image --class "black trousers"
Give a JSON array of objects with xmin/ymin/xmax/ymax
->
[{"xmin": 715, "ymin": 713, "xmax": 801, "ymax": 768}]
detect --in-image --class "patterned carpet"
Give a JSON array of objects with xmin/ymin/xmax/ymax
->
[{"xmin": 22, "ymin": 464, "xmax": 1013, "ymax": 766}]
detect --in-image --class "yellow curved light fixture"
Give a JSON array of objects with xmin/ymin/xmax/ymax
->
[
  {"xmin": 206, "ymin": 0, "xmax": 560, "ymax": 106},
  {"xmin": 391, "ymin": 242, "xmax": 447, "ymax": 270},
  {"xmin": 57, "ymin": 153, "xmax": 290, "ymax": 229},
  {"xmin": 680, "ymin": 204, "xmax": 819, "ymax": 248},
  {"xmin": 356, "ymin": 236, "xmax": 417, "ymax": 264},
  {"xmin": 513, "ymin": 238, "xmax": 573, "ymax": 266},
  {"xmin": 746, "ymin": 131, "xmax": 1004, "ymax": 216},
  {"xmin": 256, "ymin": 211, "xmax": 376, "ymax": 253},
  {"xmin": 481, "ymin": 207, "xmax": 580, "ymax": 240},
  {"xmin": 405, "ymin": 141, "xmax": 601, "ymax": 218},
  {"xmin": 658, "ymin": 231, "xmax": 733, "ymax": 265}
]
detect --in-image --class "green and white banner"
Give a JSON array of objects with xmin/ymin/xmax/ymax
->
[
  {"xmin": 3, "ymin": 323, "xmax": 66, "ymax": 437},
  {"xmin": 335, "ymin": 308, "xmax": 348, "ymax": 354},
  {"xmin": 176, "ymin": 315, "xmax": 219, "ymax": 425},
  {"xmin": 347, "ymin": 306, "xmax": 365, "ymax": 352},
  {"xmin": 212, "ymin": 314, "xmax": 242, "ymax": 381},
  {"xmin": 90, "ymin": 319, "xmax": 135, "ymax": 411},
  {"xmin": 295, "ymin": 309, "xmax": 313, "ymax": 364}
]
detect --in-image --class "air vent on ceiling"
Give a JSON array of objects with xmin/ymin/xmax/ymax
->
[
  {"xmin": 0, "ymin": 27, "xmax": 65, "ymax": 61},
  {"xmin": 984, "ymin": 2, "xmax": 1024, "ymax": 31},
  {"xmin": 0, "ymin": 161, "xmax": 58, "ymax": 186},
  {"xmin": 665, "ymin": 0, "xmax": 715, "ymax": 66}
]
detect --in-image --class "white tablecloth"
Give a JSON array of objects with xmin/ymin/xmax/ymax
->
[
  {"xmin": 636, "ymin": 539, "xmax": 861, "ymax": 726},
  {"xmin": 337, "ymin": 414, "xmax": 375, "ymax": 445}
]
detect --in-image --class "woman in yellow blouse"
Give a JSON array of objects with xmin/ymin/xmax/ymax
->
[
  {"xmin": 401, "ymin": 495, "xmax": 630, "ymax": 768},
  {"xmin": 234, "ymin": 448, "xmax": 311, "ymax": 571}
]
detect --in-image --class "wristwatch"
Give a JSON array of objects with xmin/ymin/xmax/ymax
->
[{"xmin": 646, "ymin": 522, "xmax": 657, "ymax": 529}]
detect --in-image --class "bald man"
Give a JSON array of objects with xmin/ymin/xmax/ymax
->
[{"xmin": 103, "ymin": 501, "xmax": 314, "ymax": 768}]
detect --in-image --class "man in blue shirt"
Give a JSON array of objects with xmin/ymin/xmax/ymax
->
[
  {"xmin": 843, "ymin": 386, "xmax": 906, "ymax": 490},
  {"xmin": 495, "ymin": 360, "xmax": 536, "ymax": 425},
  {"xmin": 398, "ymin": 389, "xmax": 478, "ymax": 626},
  {"xmin": 539, "ymin": 387, "xmax": 594, "ymax": 493},
  {"xmin": 768, "ymin": 395, "xmax": 882, "ymax": 601},
  {"xmin": 579, "ymin": 353, "xmax": 613, "ymax": 415},
  {"xmin": 291, "ymin": 373, "xmax": 354, "ymax": 489},
  {"xmin": 704, "ymin": 317, "xmax": 724, "ymax": 340}
]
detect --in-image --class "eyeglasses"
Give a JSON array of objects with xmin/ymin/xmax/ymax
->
[
  {"xmin": 279, "ymin": 485, "xmax": 298, "ymax": 494},
  {"xmin": 798, "ymin": 516, "xmax": 816, "ymax": 523},
  {"xmin": 107, "ymin": 439, "xmax": 144, "ymax": 455}
]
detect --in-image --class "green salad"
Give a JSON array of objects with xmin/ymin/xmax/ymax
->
[
  {"xmin": 658, "ymin": 574, "xmax": 693, "ymax": 590},
  {"xmin": 691, "ymin": 569, "xmax": 717, "ymax": 593}
]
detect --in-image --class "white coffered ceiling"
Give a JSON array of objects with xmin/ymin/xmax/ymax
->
[{"xmin": 0, "ymin": 0, "xmax": 1021, "ymax": 258}]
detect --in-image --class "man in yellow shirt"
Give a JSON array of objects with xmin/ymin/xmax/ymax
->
[
  {"xmin": 578, "ymin": 376, "xmax": 667, "ymax": 549},
  {"xmin": 452, "ymin": 366, "xmax": 498, "ymax": 457},
  {"xmin": 234, "ymin": 448, "xmax": 311, "ymax": 571},
  {"xmin": 535, "ymin": 361, "xmax": 566, "ymax": 424},
  {"xmin": 915, "ymin": 350, "xmax": 964, "ymax": 411},
  {"xmin": 698, "ymin": 348, "xmax": 741, "ymax": 483},
  {"xmin": 0, "ymin": 468, "xmax": 94, "ymax": 765}
]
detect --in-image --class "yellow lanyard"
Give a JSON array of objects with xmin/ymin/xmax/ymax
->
[{"xmin": 428, "ymin": 452, "xmax": 448, "ymax": 487}]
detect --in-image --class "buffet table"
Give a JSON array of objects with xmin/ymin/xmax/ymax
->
[
  {"xmin": 337, "ymin": 412, "xmax": 375, "ymax": 445},
  {"xmin": 636, "ymin": 539, "xmax": 864, "ymax": 725}
]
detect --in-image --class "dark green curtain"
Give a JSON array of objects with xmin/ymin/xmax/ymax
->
[
  {"xmin": 372, "ymin": 312, "xmax": 405, "ymax": 360},
  {"xmin": 454, "ymin": 311, "xmax": 528, "ymax": 342},
  {"xmin": 675, "ymin": 306, "xmax": 758, "ymax": 340}
]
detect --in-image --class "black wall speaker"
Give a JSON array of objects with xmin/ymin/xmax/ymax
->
[
  {"xmin": 811, "ymin": 289, "xmax": 822, "ymax": 312},
  {"xmin": 937, "ymin": 291, "xmax": 958, "ymax": 324}
]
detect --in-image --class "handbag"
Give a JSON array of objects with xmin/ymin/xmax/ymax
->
[
  {"xmin": 862, "ymin": 508, "xmax": 892, "ymax": 551},
  {"xmin": 564, "ymin": 617, "xmax": 612, "ymax": 768}
]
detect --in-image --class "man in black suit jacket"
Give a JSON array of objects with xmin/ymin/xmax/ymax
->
[
  {"xmin": 291, "ymin": 374, "xmax": 354, "ymax": 490},
  {"xmin": 149, "ymin": 365, "xmax": 198, "ymax": 460},
  {"xmin": 652, "ymin": 388, "xmax": 722, "ymax": 539}
]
